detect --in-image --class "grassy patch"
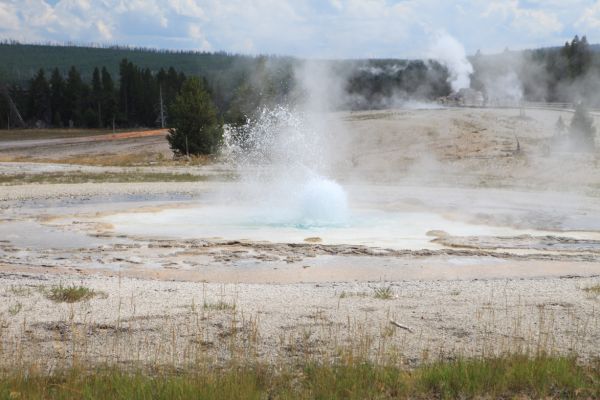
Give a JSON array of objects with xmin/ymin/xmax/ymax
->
[
  {"xmin": 7, "ymin": 303, "xmax": 22, "ymax": 316},
  {"xmin": 6, "ymin": 285, "xmax": 34, "ymax": 297},
  {"xmin": 45, "ymin": 284, "xmax": 99, "ymax": 303},
  {"xmin": 583, "ymin": 284, "xmax": 600, "ymax": 295},
  {"xmin": 338, "ymin": 290, "xmax": 369, "ymax": 299},
  {"xmin": 373, "ymin": 286, "xmax": 395, "ymax": 300},
  {"xmin": 0, "ymin": 356, "xmax": 597, "ymax": 399},
  {"xmin": 203, "ymin": 301, "xmax": 236, "ymax": 311},
  {"xmin": 0, "ymin": 172, "xmax": 208, "ymax": 185}
]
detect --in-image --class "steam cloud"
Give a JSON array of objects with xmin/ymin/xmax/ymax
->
[{"xmin": 428, "ymin": 32, "xmax": 473, "ymax": 92}]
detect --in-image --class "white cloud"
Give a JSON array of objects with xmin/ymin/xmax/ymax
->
[
  {"xmin": 169, "ymin": 0, "xmax": 206, "ymax": 19},
  {"xmin": 95, "ymin": 20, "xmax": 113, "ymax": 40},
  {"xmin": 576, "ymin": 2, "xmax": 600, "ymax": 30},
  {"xmin": 188, "ymin": 24, "xmax": 211, "ymax": 51},
  {"xmin": 0, "ymin": 3, "xmax": 20, "ymax": 31},
  {"xmin": 483, "ymin": 0, "xmax": 562, "ymax": 36}
]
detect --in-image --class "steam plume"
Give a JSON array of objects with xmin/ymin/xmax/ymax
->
[{"xmin": 428, "ymin": 33, "xmax": 473, "ymax": 92}]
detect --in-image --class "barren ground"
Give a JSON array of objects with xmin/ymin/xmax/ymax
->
[{"xmin": 1, "ymin": 107, "xmax": 599, "ymax": 368}]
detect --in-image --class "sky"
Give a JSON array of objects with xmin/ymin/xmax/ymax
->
[{"xmin": 0, "ymin": 0, "xmax": 599, "ymax": 58}]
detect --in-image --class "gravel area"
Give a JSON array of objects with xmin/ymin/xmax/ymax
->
[{"xmin": 1, "ymin": 271, "xmax": 598, "ymax": 368}]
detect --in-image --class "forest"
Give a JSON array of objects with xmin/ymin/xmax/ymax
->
[{"xmin": 0, "ymin": 35, "xmax": 598, "ymax": 130}]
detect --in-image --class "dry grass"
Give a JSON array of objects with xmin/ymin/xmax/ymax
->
[
  {"xmin": 7, "ymin": 302, "xmax": 22, "ymax": 316},
  {"xmin": 373, "ymin": 286, "xmax": 395, "ymax": 300},
  {"xmin": 0, "ymin": 278, "xmax": 599, "ymax": 399},
  {"xmin": 583, "ymin": 284, "xmax": 600, "ymax": 295},
  {"xmin": 203, "ymin": 301, "xmax": 236, "ymax": 311}
]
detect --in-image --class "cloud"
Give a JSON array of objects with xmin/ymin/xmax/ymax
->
[
  {"xmin": 0, "ymin": 0, "xmax": 593, "ymax": 57},
  {"xmin": 577, "ymin": 2, "xmax": 600, "ymax": 30},
  {"xmin": 188, "ymin": 24, "xmax": 212, "ymax": 51},
  {"xmin": 483, "ymin": 0, "xmax": 563, "ymax": 36},
  {"xmin": 95, "ymin": 20, "xmax": 113, "ymax": 41},
  {"xmin": 0, "ymin": 3, "xmax": 20, "ymax": 31},
  {"xmin": 170, "ymin": 0, "xmax": 206, "ymax": 19}
]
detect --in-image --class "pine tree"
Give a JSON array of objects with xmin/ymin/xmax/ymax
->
[
  {"xmin": 570, "ymin": 103, "xmax": 596, "ymax": 150},
  {"xmin": 91, "ymin": 67, "xmax": 102, "ymax": 127},
  {"xmin": 119, "ymin": 59, "xmax": 134, "ymax": 125},
  {"xmin": 167, "ymin": 77, "xmax": 223, "ymax": 156},
  {"xmin": 101, "ymin": 67, "xmax": 116, "ymax": 129},
  {"xmin": 28, "ymin": 68, "xmax": 51, "ymax": 124},
  {"xmin": 65, "ymin": 66, "xmax": 84, "ymax": 127},
  {"xmin": 49, "ymin": 68, "xmax": 65, "ymax": 127}
]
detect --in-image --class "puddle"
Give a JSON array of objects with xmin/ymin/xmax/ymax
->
[{"xmin": 0, "ymin": 220, "xmax": 112, "ymax": 249}]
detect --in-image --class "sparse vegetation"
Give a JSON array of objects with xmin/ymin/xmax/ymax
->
[
  {"xmin": 7, "ymin": 303, "xmax": 22, "ymax": 316},
  {"xmin": 0, "ymin": 356, "xmax": 597, "ymax": 399},
  {"xmin": 373, "ymin": 286, "xmax": 395, "ymax": 300},
  {"xmin": 203, "ymin": 301, "xmax": 236, "ymax": 311},
  {"xmin": 6, "ymin": 285, "xmax": 34, "ymax": 297},
  {"xmin": 583, "ymin": 284, "xmax": 600, "ymax": 295},
  {"xmin": 338, "ymin": 290, "xmax": 369, "ymax": 299},
  {"xmin": 45, "ymin": 284, "xmax": 99, "ymax": 303}
]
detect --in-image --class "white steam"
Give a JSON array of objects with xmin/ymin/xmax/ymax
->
[
  {"xmin": 428, "ymin": 33, "xmax": 473, "ymax": 92},
  {"xmin": 483, "ymin": 71, "xmax": 523, "ymax": 106},
  {"xmin": 222, "ymin": 61, "xmax": 350, "ymax": 228}
]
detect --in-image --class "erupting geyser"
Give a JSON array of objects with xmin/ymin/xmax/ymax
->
[
  {"xmin": 297, "ymin": 177, "xmax": 348, "ymax": 227},
  {"xmin": 224, "ymin": 105, "xmax": 349, "ymax": 228}
]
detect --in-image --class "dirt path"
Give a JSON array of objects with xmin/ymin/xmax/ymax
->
[{"xmin": 0, "ymin": 128, "xmax": 168, "ymax": 150}]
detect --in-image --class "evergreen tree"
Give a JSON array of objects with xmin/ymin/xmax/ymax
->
[
  {"xmin": 570, "ymin": 103, "xmax": 596, "ymax": 149},
  {"xmin": 167, "ymin": 77, "xmax": 223, "ymax": 156},
  {"xmin": 90, "ymin": 67, "xmax": 102, "ymax": 127},
  {"xmin": 140, "ymin": 67, "xmax": 157, "ymax": 126},
  {"xmin": 49, "ymin": 68, "xmax": 65, "ymax": 126},
  {"xmin": 101, "ymin": 67, "xmax": 116, "ymax": 128},
  {"xmin": 28, "ymin": 68, "xmax": 51, "ymax": 124},
  {"xmin": 118, "ymin": 58, "xmax": 134, "ymax": 124},
  {"xmin": 65, "ymin": 66, "xmax": 84, "ymax": 126}
]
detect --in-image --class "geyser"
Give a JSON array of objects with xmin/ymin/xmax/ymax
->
[
  {"xmin": 224, "ymin": 104, "xmax": 349, "ymax": 228},
  {"xmin": 296, "ymin": 176, "xmax": 348, "ymax": 227}
]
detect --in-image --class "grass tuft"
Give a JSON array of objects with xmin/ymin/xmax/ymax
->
[
  {"xmin": 7, "ymin": 303, "xmax": 22, "ymax": 316},
  {"xmin": 45, "ymin": 284, "xmax": 99, "ymax": 303},
  {"xmin": 373, "ymin": 286, "xmax": 394, "ymax": 300},
  {"xmin": 203, "ymin": 301, "xmax": 236, "ymax": 311},
  {"xmin": 583, "ymin": 284, "xmax": 600, "ymax": 295}
]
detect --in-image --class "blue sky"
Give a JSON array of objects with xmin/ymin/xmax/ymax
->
[{"xmin": 0, "ymin": 0, "xmax": 598, "ymax": 58}]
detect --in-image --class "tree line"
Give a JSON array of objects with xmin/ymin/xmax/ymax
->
[{"xmin": 0, "ymin": 60, "xmax": 187, "ymax": 129}]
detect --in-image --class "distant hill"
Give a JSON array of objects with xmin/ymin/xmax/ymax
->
[
  {"xmin": 0, "ymin": 42, "xmax": 260, "ymax": 82},
  {"xmin": 0, "ymin": 41, "xmax": 300, "ymax": 113}
]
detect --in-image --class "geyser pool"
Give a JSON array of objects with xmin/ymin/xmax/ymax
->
[{"xmin": 99, "ymin": 199, "xmax": 574, "ymax": 251}]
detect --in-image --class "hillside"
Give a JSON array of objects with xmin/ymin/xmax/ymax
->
[{"xmin": 0, "ymin": 42, "xmax": 261, "ymax": 83}]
